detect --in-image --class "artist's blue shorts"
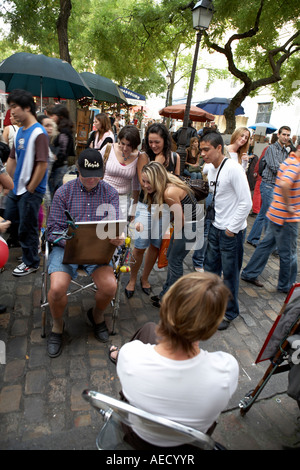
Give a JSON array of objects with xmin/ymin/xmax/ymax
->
[{"xmin": 48, "ymin": 246, "xmax": 112, "ymax": 280}]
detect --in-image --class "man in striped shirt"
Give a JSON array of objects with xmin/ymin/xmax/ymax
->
[
  {"xmin": 246, "ymin": 126, "xmax": 290, "ymax": 247},
  {"xmin": 241, "ymin": 140, "xmax": 300, "ymax": 293},
  {"xmin": 46, "ymin": 148, "xmax": 123, "ymax": 358}
]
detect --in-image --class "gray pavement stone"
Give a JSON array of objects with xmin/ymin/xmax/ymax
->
[{"xmin": 0, "ymin": 215, "xmax": 300, "ymax": 450}]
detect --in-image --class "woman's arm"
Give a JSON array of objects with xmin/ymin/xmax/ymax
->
[
  {"xmin": 0, "ymin": 172, "xmax": 14, "ymax": 191},
  {"xmin": 164, "ymin": 186, "xmax": 184, "ymax": 233},
  {"xmin": 136, "ymin": 152, "xmax": 149, "ymax": 185},
  {"xmin": 174, "ymin": 153, "xmax": 181, "ymax": 175}
]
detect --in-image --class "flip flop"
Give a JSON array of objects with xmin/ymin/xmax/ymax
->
[{"xmin": 108, "ymin": 345, "xmax": 120, "ymax": 365}]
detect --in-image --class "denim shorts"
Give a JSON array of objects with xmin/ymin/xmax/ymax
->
[
  {"xmin": 48, "ymin": 246, "xmax": 112, "ymax": 279},
  {"xmin": 133, "ymin": 201, "xmax": 170, "ymax": 250}
]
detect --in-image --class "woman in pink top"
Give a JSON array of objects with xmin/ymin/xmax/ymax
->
[
  {"xmin": 87, "ymin": 113, "xmax": 114, "ymax": 151},
  {"xmin": 102, "ymin": 125, "xmax": 147, "ymax": 219}
]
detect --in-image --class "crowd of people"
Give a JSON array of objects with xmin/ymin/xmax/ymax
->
[{"xmin": 0, "ymin": 87, "xmax": 299, "ymax": 449}]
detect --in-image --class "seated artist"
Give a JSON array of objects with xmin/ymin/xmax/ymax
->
[
  {"xmin": 109, "ymin": 272, "xmax": 239, "ymax": 449},
  {"xmin": 46, "ymin": 148, "xmax": 123, "ymax": 358}
]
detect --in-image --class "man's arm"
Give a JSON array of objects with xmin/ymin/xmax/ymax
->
[
  {"xmin": 26, "ymin": 132, "xmax": 49, "ymax": 193},
  {"xmin": 280, "ymin": 179, "xmax": 295, "ymax": 214},
  {"xmin": 264, "ymin": 144, "xmax": 282, "ymax": 175},
  {"xmin": 226, "ymin": 165, "xmax": 252, "ymax": 234},
  {"xmin": 26, "ymin": 162, "xmax": 48, "ymax": 193}
]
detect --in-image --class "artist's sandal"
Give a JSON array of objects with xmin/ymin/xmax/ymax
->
[{"xmin": 108, "ymin": 345, "xmax": 120, "ymax": 365}]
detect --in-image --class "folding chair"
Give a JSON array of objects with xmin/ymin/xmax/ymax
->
[
  {"xmin": 239, "ymin": 283, "xmax": 300, "ymax": 416},
  {"xmin": 40, "ymin": 212, "xmax": 132, "ymax": 339},
  {"xmin": 82, "ymin": 389, "xmax": 225, "ymax": 451}
]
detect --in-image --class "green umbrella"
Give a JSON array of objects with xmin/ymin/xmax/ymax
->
[
  {"xmin": 80, "ymin": 72, "xmax": 128, "ymax": 105},
  {"xmin": 0, "ymin": 52, "xmax": 93, "ymax": 110}
]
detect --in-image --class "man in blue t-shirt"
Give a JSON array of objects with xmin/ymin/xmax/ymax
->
[{"xmin": 5, "ymin": 89, "xmax": 49, "ymax": 276}]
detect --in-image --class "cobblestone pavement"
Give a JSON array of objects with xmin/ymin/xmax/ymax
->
[{"xmin": 0, "ymin": 215, "xmax": 300, "ymax": 451}]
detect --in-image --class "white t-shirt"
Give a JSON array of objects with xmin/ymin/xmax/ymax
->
[
  {"xmin": 117, "ymin": 340, "xmax": 239, "ymax": 446},
  {"xmin": 228, "ymin": 151, "xmax": 248, "ymax": 171},
  {"xmin": 207, "ymin": 158, "xmax": 252, "ymax": 233}
]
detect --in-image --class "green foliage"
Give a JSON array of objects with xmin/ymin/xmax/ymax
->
[{"xmin": 0, "ymin": 0, "xmax": 299, "ymax": 108}]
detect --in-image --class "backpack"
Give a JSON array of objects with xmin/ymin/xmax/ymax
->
[
  {"xmin": 258, "ymin": 156, "xmax": 266, "ymax": 177},
  {"xmin": 246, "ymin": 154, "xmax": 258, "ymax": 190}
]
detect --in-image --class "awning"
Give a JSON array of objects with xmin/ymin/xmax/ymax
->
[{"xmin": 118, "ymin": 86, "xmax": 146, "ymax": 106}]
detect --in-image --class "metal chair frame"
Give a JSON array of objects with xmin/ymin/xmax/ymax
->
[
  {"xmin": 40, "ymin": 224, "xmax": 132, "ymax": 338},
  {"xmin": 82, "ymin": 389, "xmax": 223, "ymax": 451}
]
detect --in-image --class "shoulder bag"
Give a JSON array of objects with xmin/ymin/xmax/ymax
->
[{"xmin": 206, "ymin": 158, "xmax": 228, "ymax": 221}]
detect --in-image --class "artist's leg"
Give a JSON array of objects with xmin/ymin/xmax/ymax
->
[
  {"xmin": 91, "ymin": 265, "xmax": 117, "ymax": 323},
  {"xmin": 48, "ymin": 271, "xmax": 71, "ymax": 333}
]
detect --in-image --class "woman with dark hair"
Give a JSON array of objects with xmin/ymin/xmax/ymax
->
[
  {"xmin": 87, "ymin": 113, "xmax": 114, "ymax": 150},
  {"xmin": 101, "ymin": 125, "xmax": 145, "ymax": 218},
  {"xmin": 125, "ymin": 123, "xmax": 180, "ymax": 298},
  {"xmin": 49, "ymin": 104, "xmax": 75, "ymax": 197}
]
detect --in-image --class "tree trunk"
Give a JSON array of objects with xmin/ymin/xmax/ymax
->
[
  {"xmin": 56, "ymin": 0, "xmax": 72, "ymax": 64},
  {"xmin": 223, "ymin": 85, "xmax": 252, "ymax": 133},
  {"xmin": 56, "ymin": 0, "xmax": 76, "ymax": 150}
]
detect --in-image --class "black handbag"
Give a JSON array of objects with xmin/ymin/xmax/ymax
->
[{"xmin": 179, "ymin": 176, "xmax": 209, "ymax": 201}]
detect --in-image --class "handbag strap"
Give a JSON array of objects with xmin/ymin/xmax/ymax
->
[{"xmin": 212, "ymin": 158, "xmax": 228, "ymax": 202}]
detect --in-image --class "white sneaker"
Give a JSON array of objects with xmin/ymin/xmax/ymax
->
[
  {"xmin": 194, "ymin": 267, "xmax": 204, "ymax": 272},
  {"xmin": 12, "ymin": 262, "xmax": 39, "ymax": 277}
]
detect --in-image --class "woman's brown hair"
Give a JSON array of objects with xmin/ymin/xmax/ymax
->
[{"xmin": 157, "ymin": 272, "xmax": 231, "ymax": 357}]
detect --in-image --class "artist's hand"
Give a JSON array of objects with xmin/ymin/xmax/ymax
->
[{"xmin": 110, "ymin": 232, "xmax": 126, "ymax": 246}]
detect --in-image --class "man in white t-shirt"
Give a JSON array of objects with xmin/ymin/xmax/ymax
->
[{"xmin": 201, "ymin": 131, "xmax": 252, "ymax": 330}]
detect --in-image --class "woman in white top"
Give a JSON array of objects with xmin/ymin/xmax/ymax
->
[
  {"xmin": 101, "ymin": 125, "xmax": 145, "ymax": 219},
  {"xmin": 2, "ymin": 114, "xmax": 19, "ymax": 149},
  {"xmin": 87, "ymin": 112, "xmax": 114, "ymax": 151},
  {"xmin": 109, "ymin": 272, "xmax": 239, "ymax": 449},
  {"xmin": 225, "ymin": 127, "xmax": 251, "ymax": 171}
]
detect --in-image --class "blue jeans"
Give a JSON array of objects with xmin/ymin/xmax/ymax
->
[
  {"xmin": 247, "ymin": 181, "xmax": 274, "ymax": 245},
  {"xmin": 192, "ymin": 193, "xmax": 213, "ymax": 268},
  {"xmin": 5, "ymin": 190, "xmax": 43, "ymax": 268},
  {"xmin": 159, "ymin": 223, "xmax": 196, "ymax": 299},
  {"xmin": 242, "ymin": 221, "xmax": 298, "ymax": 292},
  {"xmin": 204, "ymin": 224, "xmax": 246, "ymax": 321},
  {"xmin": 48, "ymin": 165, "xmax": 68, "ymax": 198},
  {"xmin": 183, "ymin": 169, "xmax": 202, "ymax": 180}
]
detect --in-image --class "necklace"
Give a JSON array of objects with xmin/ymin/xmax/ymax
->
[{"xmin": 122, "ymin": 152, "xmax": 131, "ymax": 162}]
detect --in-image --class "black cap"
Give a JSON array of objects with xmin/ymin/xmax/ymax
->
[{"xmin": 77, "ymin": 148, "xmax": 104, "ymax": 177}]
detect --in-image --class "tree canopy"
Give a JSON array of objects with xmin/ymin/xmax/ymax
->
[{"xmin": 0, "ymin": 0, "xmax": 299, "ymax": 131}]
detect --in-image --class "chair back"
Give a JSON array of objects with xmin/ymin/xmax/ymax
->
[{"xmin": 82, "ymin": 389, "xmax": 218, "ymax": 450}]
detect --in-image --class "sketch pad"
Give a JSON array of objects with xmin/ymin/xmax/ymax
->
[{"xmin": 63, "ymin": 220, "xmax": 127, "ymax": 265}]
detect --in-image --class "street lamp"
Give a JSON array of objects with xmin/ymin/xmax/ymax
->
[{"xmin": 176, "ymin": 0, "xmax": 214, "ymax": 173}]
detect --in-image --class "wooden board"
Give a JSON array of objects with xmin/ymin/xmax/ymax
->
[{"xmin": 63, "ymin": 219, "xmax": 127, "ymax": 265}]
